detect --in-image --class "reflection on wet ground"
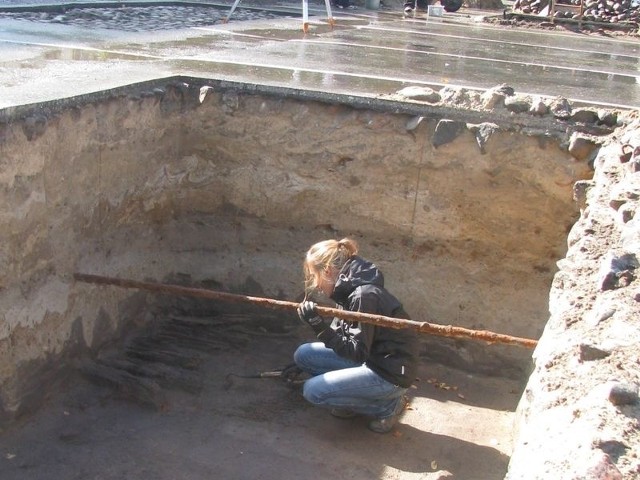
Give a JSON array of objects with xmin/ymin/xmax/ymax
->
[{"xmin": 40, "ymin": 47, "xmax": 159, "ymax": 61}]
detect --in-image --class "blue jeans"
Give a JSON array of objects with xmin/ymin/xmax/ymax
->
[{"xmin": 293, "ymin": 342, "xmax": 407, "ymax": 419}]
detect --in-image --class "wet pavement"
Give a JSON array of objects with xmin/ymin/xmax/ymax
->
[{"xmin": 0, "ymin": 0, "xmax": 639, "ymax": 109}]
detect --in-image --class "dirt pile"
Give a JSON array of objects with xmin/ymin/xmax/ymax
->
[
  {"xmin": 0, "ymin": 4, "xmax": 281, "ymax": 31},
  {"xmin": 513, "ymin": 0, "xmax": 640, "ymax": 23}
]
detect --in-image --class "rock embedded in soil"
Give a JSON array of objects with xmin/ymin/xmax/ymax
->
[
  {"xmin": 607, "ymin": 382, "xmax": 639, "ymax": 405},
  {"xmin": 578, "ymin": 343, "xmax": 611, "ymax": 361},
  {"xmin": 432, "ymin": 119, "xmax": 467, "ymax": 147},
  {"xmin": 568, "ymin": 133, "xmax": 599, "ymax": 161}
]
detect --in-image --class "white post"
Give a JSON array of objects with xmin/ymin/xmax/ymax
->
[
  {"xmin": 302, "ymin": 0, "xmax": 310, "ymax": 32},
  {"xmin": 224, "ymin": 0, "xmax": 243, "ymax": 23},
  {"xmin": 324, "ymin": 0, "xmax": 335, "ymax": 27}
]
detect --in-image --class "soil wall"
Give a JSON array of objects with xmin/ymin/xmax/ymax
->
[{"xmin": 507, "ymin": 116, "xmax": 640, "ymax": 479}]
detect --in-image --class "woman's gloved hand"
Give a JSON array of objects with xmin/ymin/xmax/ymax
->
[{"xmin": 297, "ymin": 301, "xmax": 328, "ymax": 334}]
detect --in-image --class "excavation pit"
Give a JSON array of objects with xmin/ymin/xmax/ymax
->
[{"xmin": 0, "ymin": 75, "xmax": 638, "ymax": 479}]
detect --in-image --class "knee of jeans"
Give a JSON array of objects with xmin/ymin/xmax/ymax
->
[
  {"xmin": 293, "ymin": 343, "xmax": 313, "ymax": 367},
  {"xmin": 302, "ymin": 380, "xmax": 322, "ymax": 405},
  {"xmin": 293, "ymin": 344, "xmax": 305, "ymax": 366}
]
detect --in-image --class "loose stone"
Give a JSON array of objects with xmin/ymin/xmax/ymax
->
[
  {"xmin": 396, "ymin": 86, "xmax": 441, "ymax": 103},
  {"xmin": 504, "ymin": 95, "xmax": 531, "ymax": 114},
  {"xmin": 585, "ymin": 303, "xmax": 616, "ymax": 325},
  {"xmin": 571, "ymin": 109, "xmax": 600, "ymax": 124},
  {"xmin": 481, "ymin": 90, "xmax": 506, "ymax": 110},
  {"xmin": 549, "ymin": 96, "xmax": 572, "ymax": 119},
  {"xmin": 578, "ymin": 343, "xmax": 611, "ymax": 361},
  {"xmin": 598, "ymin": 110, "xmax": 618, "ymax": 127},
  {"xmin": 597, "ymin": 252, "xmax": 639, "ymax": 290},
  {"xmin": 619, "ymin": 204, "xmax": 636, "ymax": 223},
  {"xmin": 529, "ymin": 97, "xmax": 548, "ymax": 116},
  {"xmin": 608, "ymin": 382, "xmax": 639, "ymax": 406}
]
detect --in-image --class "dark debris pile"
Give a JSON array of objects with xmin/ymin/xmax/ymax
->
[
  {"xmin": 513, "ymin": 0, "xmax": 639, "ymax": 23},
  {"xmin": 0, "ymin": 5, "xmax": 286, "ymax": 31},
  {"xmin": 78, "ymin": 310, "xmax": 299, "ymax": 410}
]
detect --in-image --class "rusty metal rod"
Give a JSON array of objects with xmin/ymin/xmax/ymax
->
[{"xmin": 73, "ymin": 272, "xmax": 538, "ymax": 349}]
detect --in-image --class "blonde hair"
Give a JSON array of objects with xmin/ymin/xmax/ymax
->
[{"xmin": 303, "ymin": 238, "xmax": 358, "ymax": 296}]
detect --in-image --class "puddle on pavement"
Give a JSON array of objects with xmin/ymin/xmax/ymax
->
[
  {"xmin": 41, "ymin": 47, "xmax": 157, "ymax": 62},
  {"xmin": 169, "ymin": 57, "xmax": 415, "ymax": 93}
]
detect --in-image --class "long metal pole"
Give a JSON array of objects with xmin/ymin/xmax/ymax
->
[{"xmin": 73, "ymin": 273, "xmax": 538, "ymax": 349}]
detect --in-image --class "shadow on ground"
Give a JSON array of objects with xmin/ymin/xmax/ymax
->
[{"xmin": 0, "ymin": 311, "xmax": 519, "ymax": 480}]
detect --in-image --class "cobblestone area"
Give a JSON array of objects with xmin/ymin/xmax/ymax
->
[{"xmin": 0, "ymin": 4, "xmax": 288, "ymax": 30}]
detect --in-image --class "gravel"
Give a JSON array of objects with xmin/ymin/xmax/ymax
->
[{"xmin": 0, "ymin": 4, "xmax": 289, "ymax": 30}]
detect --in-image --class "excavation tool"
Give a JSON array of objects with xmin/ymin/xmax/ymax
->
[
  {"xmin": 74, "ymin": 273, "xmax": 538, "ymax": 349},
  {"xmin": 224, "ymin": 363, "xmax": 307, "ymax": 390}
]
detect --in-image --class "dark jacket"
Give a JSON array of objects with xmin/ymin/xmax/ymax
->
[{"xmin": 316, "ymin": 256, "xmax": 419, "ymax": 388}]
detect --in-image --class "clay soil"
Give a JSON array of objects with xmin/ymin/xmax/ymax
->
[{"xmin": 0, "ymin": 309, "xmax": 523, "ymax": 480}]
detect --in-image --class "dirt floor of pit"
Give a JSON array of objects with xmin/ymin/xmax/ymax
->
[{"xmin": 0, "ymin": 310, "xmax": 522, "ymax": 480}]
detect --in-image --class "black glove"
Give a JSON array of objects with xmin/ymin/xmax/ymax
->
[{"xmin": 297, "ymin": 301, "xmax": 328, "ymax": 334}]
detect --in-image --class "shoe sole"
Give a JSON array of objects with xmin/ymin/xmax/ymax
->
[{"xmin": 367, "ymin": 396, "xmax": 408, "ymax": 433}]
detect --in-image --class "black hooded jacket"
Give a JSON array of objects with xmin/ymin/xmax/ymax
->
[{"xmin": 316, "ymin": 256, "xmax": 419, "ymax": 388}]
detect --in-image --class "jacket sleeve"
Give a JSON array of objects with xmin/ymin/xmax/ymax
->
[{"xmin": 316, "ymin": 287, "xmax": 379, "ymax": 363}]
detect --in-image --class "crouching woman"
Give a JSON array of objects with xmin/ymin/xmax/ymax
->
[{"xmin": 294, "ymin": 238, "xmax": 419, "ymax": 433}]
